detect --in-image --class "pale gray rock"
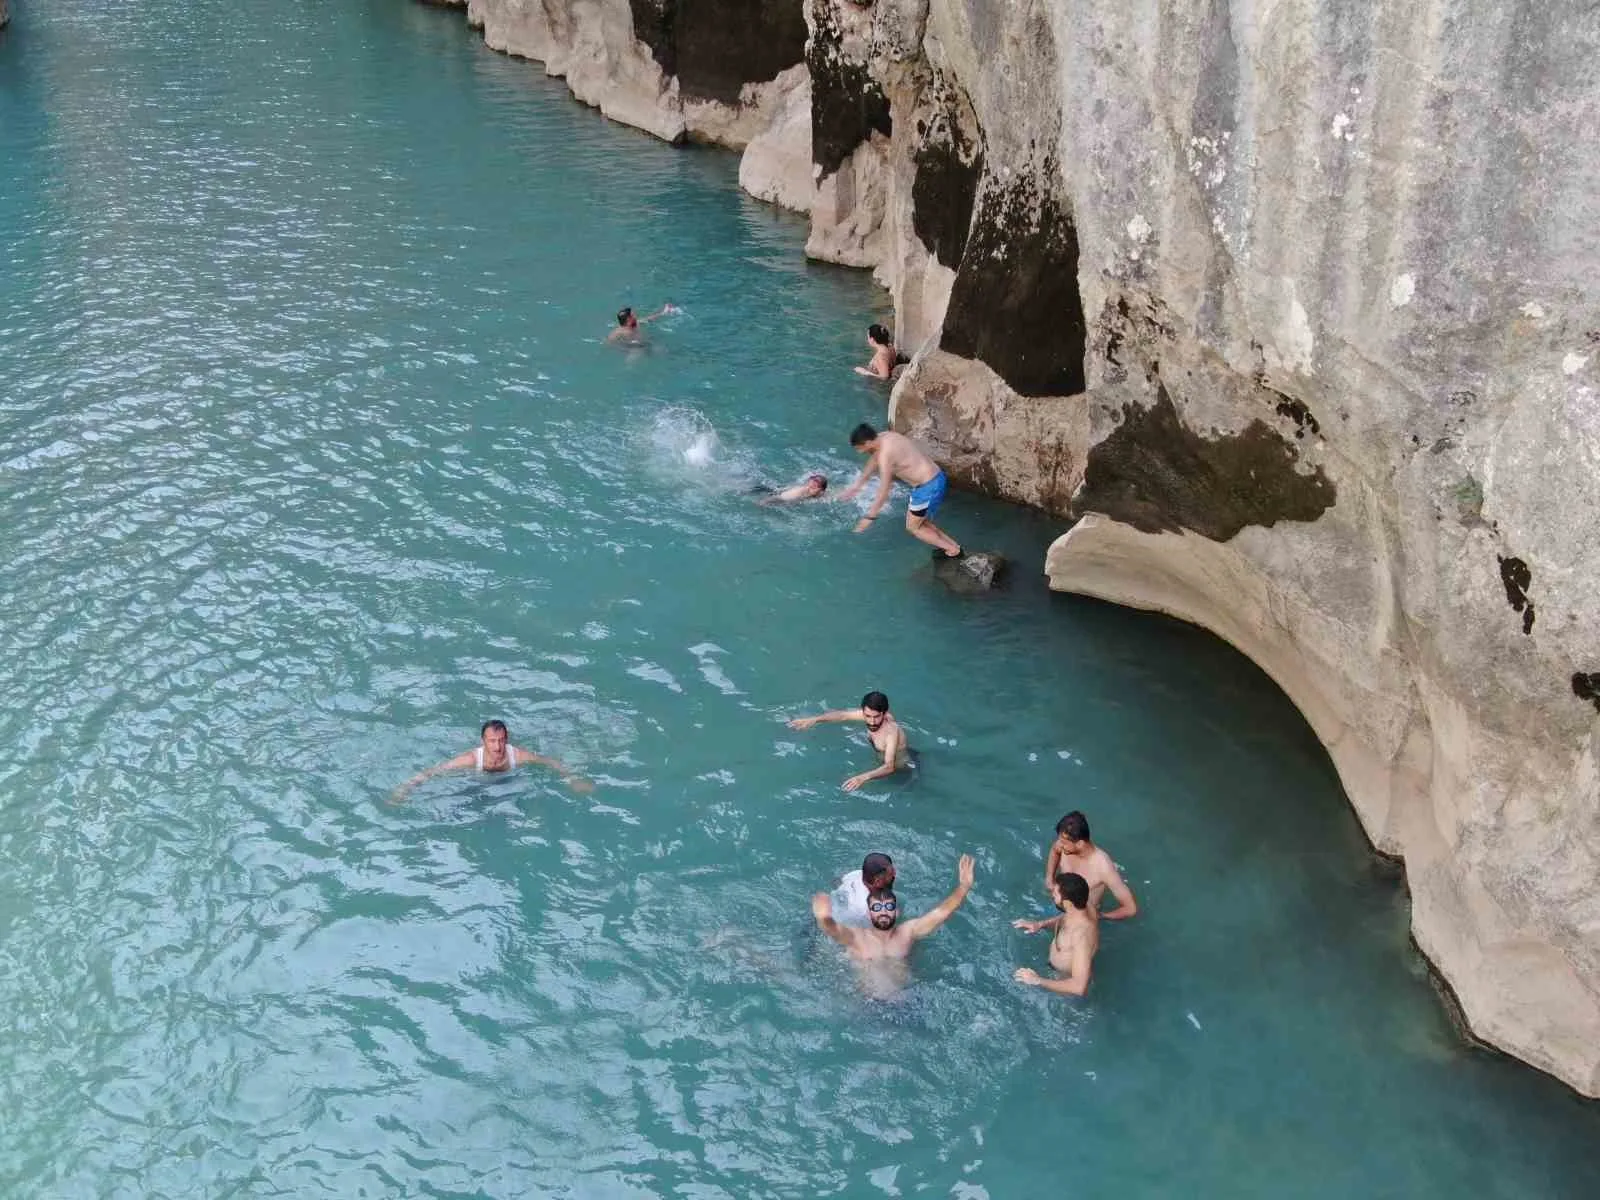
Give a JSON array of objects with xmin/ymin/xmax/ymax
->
[
  {"xmin": 429, "ymin": 0, "xmax": 1600, "ymax": 1096},
  {"xmin": 933, "ymin": 549, "xmax": 1006, "ymax": 592}
]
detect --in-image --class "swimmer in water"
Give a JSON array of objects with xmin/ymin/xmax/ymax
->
[
  {"xmin": 837, "ymin": 424, "xmax": 963, "ymax": 560},
  {"xmin": 854, "ymin": 323, "xmax": 909, "ymax": 379},
  {"xmin": 606, "ymin": 302, "xmax": 677, "ymax": 346},
  {"xmin": 390, "ymin": 719, "xmax": 593, "ymax": 803},
  {"xmin": 1013, "ymin": 871, "xmax": 1099, "ymax": 997},
  {"xmin": 812, "ymin": 853, "xmax": 975, "ymax": 997},
  {"xmin": 833, "ymin": 851, "xmax": 896, "ymax": 923},
  {"xmin": 1043, "ymin": 811, "xmax": 1138, "ymax": 920},
  {"xmin": 787, "ymin": 690, "xmax": 909, "ymax": 791},
  {"xmin": 755, "ymin": 473, "xmax": 828, "ymax": 505}
]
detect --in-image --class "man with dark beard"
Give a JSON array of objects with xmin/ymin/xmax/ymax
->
[{"xmin": 811, "ymin": 854, "xmax": 975, "ymax": 997}]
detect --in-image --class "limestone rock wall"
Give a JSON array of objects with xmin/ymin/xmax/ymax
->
[
  {"xmin": 458, "ymin": 0, "xmax": 810, "ymax": 181},
  {"xmin": 869, "ymin": 0, "xmax": 1600, "ymax": 1096},
  {"xmin": 424, "ymin": 0, "xmax": 1600, "ymax": 1095}
]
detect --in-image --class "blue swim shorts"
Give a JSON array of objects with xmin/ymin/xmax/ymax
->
[{"xmin": 907, "ymin": 470, "xmax": 948, "ymax": 518}]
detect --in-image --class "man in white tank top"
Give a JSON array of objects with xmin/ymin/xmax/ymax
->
[{"xmin": 390, "ymin": 719, "xmax": 591, "ymax": 803}]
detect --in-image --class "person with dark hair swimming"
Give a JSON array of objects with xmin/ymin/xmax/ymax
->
[
  {"xmin": 833, "ymin": 851, "xmax": 896, "ymax": 922},
  {"xmin": 855, "ymin": 324, "xmax": 909, "ymax": 379},
  {"xmin": 390, "ymin": 720, "xmax": 592, "ymax": 802},
  {"xmin": 1013, "ymin": 871, "xmax": 1099, "ymax": 997},
  {"xmin": 837, "ymin": 423, "xmax": 963, "ymax": 559},
  {"xmin": 755, "ymin": 473, "xmax": 829, "ymax": 505},
  {"xmin": 1043, "ymin": 810, "xmax": 1138, "ymax": 920},
  {"xmin": 606, "ymin": 301, "xmax": 677, "ymax": 346},
  {"xmin": 813, "ymin": 854, "xmax": 975, "ymax": 996},
  {"xmin": 787, "ymin": 690, "xmax": 909, "ymax": 791}
]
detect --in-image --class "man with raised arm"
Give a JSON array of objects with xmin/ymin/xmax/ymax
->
[
  {"xmin": 1042, "ymin": 810, "xmax": 1138, "ymax": 920},
  {"xmin": 1013, "ymin": 871, "xmax": 1099, "ymax": 997},
  {"xmin": 606, "ymin": 301, "xmax": 677, "ymax": 346},
  {"xmin": 836, "ymin": 423, "xmax": 963, "ymax": 559},
  {"xmin": 390, "ymin": 719, "xmax": 592, "ymax": 803},
  {"xmin": 787, "ymin": 690, "xmax": 909, "ymax": 791},
  {"xmin": 812, "ymin": 854, "xmax": 976, "ymax": 996}
]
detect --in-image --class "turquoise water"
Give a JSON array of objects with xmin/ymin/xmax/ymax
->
[{"xmin": 2, "ymin": 1, "xmax": 1598, "ymax": 1195}]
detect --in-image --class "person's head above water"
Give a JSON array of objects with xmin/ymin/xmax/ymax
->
[
  {"xmin": 616, "ymin": 306, "xmax": 637, "ymax": 329},
  {"xmin": 861, "ymin": 851, "xmax": 895, "ymax": 893},
  {"xmin": 867, "ymin": 323, "xmax": 893, "ymax": 348},
  {"xmin": 866, "ymin": 888, "xmax": 899, "ymax": 930},
  {"xmin": 860, "ymin": 691, "xmax": 890, "ymax": 730},
  {"xmin": 1053, "ymin": 871, "xmax": 1091, "ymax": 912},
  {"xmin": 1054, "ymin": 810, "xmax": 1091, "ymax": 849},
  {"xmin": 849, "ymin": 423, "xmax": 880, "ymax": 452},
  {"xmin": 804, "ymin": 473, "xmax": 828, "ymax": 497},
  {"xmin": 480, "ymin": 719, "xmax": 509, "ymax": 757}
]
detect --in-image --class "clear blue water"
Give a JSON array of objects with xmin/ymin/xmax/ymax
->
[{"xmin": 2, "ymin": 1, "xmax": 1598, "ymax": 1196}]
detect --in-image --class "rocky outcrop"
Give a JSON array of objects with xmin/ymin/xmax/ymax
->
[
  {"xmin": 872, "ymin": 0, "xmax": 1600, "ymax": 1096},
  {"xmin": 457, "ymin": 0, "xmax": 808, "ymax": 161},
  {"xmin": 424, "ymin": 0, "xmax": 1600, "ymax": 1096}
]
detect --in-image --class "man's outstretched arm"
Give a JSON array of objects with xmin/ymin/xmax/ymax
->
[
  {"xmin": 853, "ymin": 454, "xmax": 896, "ymax": 532},
  {"xmin": 511, "ymin": 747, "xmax": 594, "ymax": 793},
  {"xmin": 1099, "ymin": 864, "xmax": 1139, "ymax": 921},
  {"xmin": 811, "ymin": 893, "xmax": 856, "ymax": 947},
  {"xmin": 390, "ymin": 749, "xmax": 476, "ymax": 803},
  {"xmin": 900, "ymin": 854, "xmax": 976, "ymax": 940},
  {"xmin": 843, "ymin": 725, "xmax": 903, "ymax": 792},
  {"xmin": 836, "ymin": 453, "xmax": 878, "ymax": 502},
  {"xmin": 788, "ymin": 709, "xmax": 862, "ymax": 731}
]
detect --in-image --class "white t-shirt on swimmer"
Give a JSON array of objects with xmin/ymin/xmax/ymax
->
[{"xmin": 832, "ymin": 870, "xmax": 872, "ymax": 924}]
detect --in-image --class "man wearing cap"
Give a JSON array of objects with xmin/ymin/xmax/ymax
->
[{"xmin": 832, "ymin": 852, "xmax": 896, "ymax": 924}]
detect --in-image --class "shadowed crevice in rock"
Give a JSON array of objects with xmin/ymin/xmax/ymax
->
[
  {"xmin": 1498, "ymin": 554, "xmax": 1535, "ymax": 635},
  {"xmin": 807, "ymin": 0, "xmax": 891, "ymax": 177},
  {"xmin": 941, "ymin": 162, "xmax": 1085, "ymax": 397},
  {"xmin": 629, "ymin": 0, "xmax": 806, "ymax": 105},
  {"xmin": 910, "ymin": 95, "xmax": 984, "ymax": 269},
  {"xmin": 1074, "ymin": 384, "xmax": 1337, "ymax": 539},
  {"xmin": 1572, "ymin": 673, "xmax": 1600, "ymax": 713}
]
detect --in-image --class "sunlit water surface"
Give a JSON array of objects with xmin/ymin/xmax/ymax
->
[{"xmin": 2, "ymin": 2, "xmax": 1598, "ymax": 1196}]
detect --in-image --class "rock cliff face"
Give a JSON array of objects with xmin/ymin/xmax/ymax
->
[{"xmin": 434, "ymin": 0, "xmax": 1600, "ymax": 1097}]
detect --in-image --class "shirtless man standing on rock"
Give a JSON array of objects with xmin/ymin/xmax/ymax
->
[
  {"xmin": 787, "ymin": 690, "xmax": 910, "ymax": 791},
  {"xmin": 837, "ymin": 423, "xmax": 963, "ymax": 559},
  {"xmin": 1013, "ymin": 871, "xmax": 1099, "ymax": 997},
  {"xmin": 1043, "ymin": 810, "xmax": 1138, "ymax": 921},
  {"xmin": 812, "ymin": 854, "xmax": 975, "ymax": 997}
]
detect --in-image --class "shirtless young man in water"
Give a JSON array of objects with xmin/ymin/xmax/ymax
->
[
  {"xmin": 1013, "ymin": 871, "xmax": 1099, "ymax": 997},
  {"xmin": 605, "ymin": 302, "xmax": 676, "ymax": 346},
  {"xmin": 1043, "ymin": 811, "xmax": 1138, "ymax": 920},
  {"xmin": 787, "ymin": 690, "xmax": 909, "ymax": 791},
  {"xmin": 836, "ymin": 424, "xmax": 962, "ymax": 559},
  {"xmin": 812, "ymin": 854, "xmax": 975, "ymax": 996},
  {"xmin": 390, "ymin": 719, "xmax": 592, "ymax": 802}
]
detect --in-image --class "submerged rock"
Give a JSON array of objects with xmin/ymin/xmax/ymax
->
[{"xmin": 933, "ymin": 550, "xmax": 1006, "ymax": 592}]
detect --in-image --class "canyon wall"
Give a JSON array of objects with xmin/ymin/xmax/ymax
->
[{"xmin": 435, "ymin": 0, "xmax": 1600, "ymax": 1097}]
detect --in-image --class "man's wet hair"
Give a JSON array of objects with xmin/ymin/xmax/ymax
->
[
  {"xmin": 481, "ymin": 719, "xmax": 509, "ymax": 738},
  {"xmin": 616, "ymin": 307, "xmax": 634, "ymax": 326},
  {"xmin": 850, "ymin": 423, "xmax": 878, "ymax": 447},
  {"xmin": 868, "ymin": 323, "xmax": 893, "ymax": 347},
  {"xmin": 867, "ymin": 889, "xmax": 898, "ymax": 915},
  {"xmin": 1054, "ymin": 871, "xmax": 1090, "ymax": 910},
  {"xmin": 1055, "ymin": 811, "xmax": 1091, "ymax": 842},
  {"xmin": 807, "ymin": 473, "xmax": 828, "ymax": 491},
  {"xmin": 861, "ymin": 852, "xmax": 895, "ymax": 889},
  {"xmin": 861, "ymin": 691, "xmax": 890, "ymax": 714}
]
